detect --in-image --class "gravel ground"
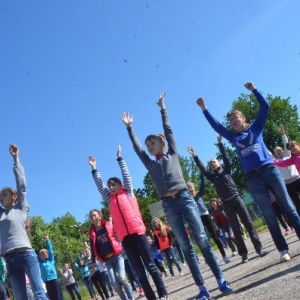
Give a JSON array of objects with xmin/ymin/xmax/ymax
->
[{"xmin": 110, "ymin": 230, "xmax": 300, "ymax": 300}]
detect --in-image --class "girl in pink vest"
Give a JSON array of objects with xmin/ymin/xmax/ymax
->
[
  {"xmin": 88, "ymin": 146, "xmax": 168, "ymax": 300},
  {"xmin": 89, "ymin": 209, "xmax": 133, "ymax": 300}
]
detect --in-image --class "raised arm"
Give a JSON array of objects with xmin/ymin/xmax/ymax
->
[
  {"xmin": 280, "ymin": 124, "xmax": 290, "ymax": 156},
  {"xmin": 121, "ymin": 112, "xmax": 152, "ymax": 167},
  {"xmin": 187, "ymin": 146, "xmax": 212, "ymax": 179},
  {"xmin": 10, "ymin": 144, "xmax": 28, "ymax": 211},
  {"xmin": 217, "ymin": 136, "xmax": 231, "ymax": 173},
  {"xmin": 88, "ymin": 156, "xmax": 110, "ymax": 203},
  {"xmin": 198, "ymin": 173, "xmax": 206, "ymax": 197},
  {"xmin": 117, "ymin": 145, "xmax": 134, "ymax": 198},
  {"xmin": 45, "ymin": 233, "xmax": 55, "ymax": 263},
  {"xmin": 157, "ymin": 92, "xmax": 178, "ymax": 155}
]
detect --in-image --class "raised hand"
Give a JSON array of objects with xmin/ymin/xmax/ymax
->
[
  {"xmin": 88, "ymin": 156, "xmax": 97, "ymax": 170},
  {"xmin": 44, "ymin": 233, "xmax": 49, "ymax": 240},
  {"xmin": 117, "ymin": 145, "xmax": 121, "ymax": 158},
  {"xmin": 196, "ymin": 97, "xmax": 206, "ymax": 111},
  {"xmin": 120, "ymin": 112, "xmax": 133, "ymax": 127},
  {"xmin": 244, "ymin": 82, "xmax": 255, "ymax": 91},
  {"xmin": 279, "ymin": 124, "xmax": 285, "ymax": 135},
  {"xmin": 187, "ymin": 146, "xmax": 197, "ymax": 157},
  {"xmin": 156, "ymin": 92, "xmax": 166, "ymax": 109},
  {"xmin": 9, "ymin": 144, "xmax": 20, "ymax": 163}
]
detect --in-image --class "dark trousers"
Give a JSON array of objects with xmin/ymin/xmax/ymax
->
[
  {"xmin": 223, "ymin": 196, "xmax": 262, "ymax": 256},
  {"xmin": 286, "ymin": 178, "xmax": 300, "ymax": 215},
  {"xmin": 45, "ymin": 279, "xmax": 64, "ymax": 300},
  {"xmin": 201, "ymin": 214, "xmax": 226, "ymax": 257},
  {"xmin": 100, "ymin": 271, "xmax": 113, "ymax": 294},
  {"xmin": 122, "ymin": 233, "xmax": 168, "ymax": 300},
  {"xmin": 91, "ymin": 270, "xmax": 109, "ymax": 299},
  {"xmin": 66, "ymin": 283, "xmax": 82, "ymax": 300},
  {"xmin": 272, "ymin": 201, "xmax": 291, "ymax": 229}
]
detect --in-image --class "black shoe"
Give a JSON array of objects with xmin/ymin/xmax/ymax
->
[
  {"xmin": 257, "ymin": 249, "xmax": 269, "ymax": 257},
  {"xmin": 242, "ymin": 254, "xmax": 248, "ymax": 263}
]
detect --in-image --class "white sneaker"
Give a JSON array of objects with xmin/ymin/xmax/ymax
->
[
  {"xmin": 231, "ymin": 251, "xmax": 238, "ymax": 257},
  {"xmin": 280, "ymin": 250, "xmax": 290, "ymax": 262}
]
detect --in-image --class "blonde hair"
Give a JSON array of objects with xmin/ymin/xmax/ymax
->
[
  {"xmin": 144, "ymin": 134, "xmax": 165, "ymax": 145},
  {"xmin": 151, "ymin": 218, "xmax": 167, "ymax": 237},
  {"xmin": 39, "ymin": 249, "xmax": 49, "ymax": 257}
]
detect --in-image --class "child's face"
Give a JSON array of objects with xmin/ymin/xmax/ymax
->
[
  {"xmin": 274, "ymin": 147, "xmax": 284, "ymax": 158},
  {"xmin": 0, "ymin": 189, "xmax": 17, "ymax": 210},
  {"xmin": 39, "ymin": 251, "xmax": 48, "ymax": 260},
  {"xmin": 210, "ymin": 200, "xmax": 218, "ymax": 208},
  {"xmin": 146, "ymin": 138, "xmax": 164, "ymax": 156},
  {"xmin": 187, "ymin": 183, "xmax": 195, "ymax": 195},
  {"xmin": 228, "ymin": 114, "xmax": 246, "ymax": 132},
  {"xmin": 288, "ymin": 143, "xmax": 300, "ymax": 155},
  {"xmin": 90, "ymin": 211, "xmax": 101, "ymax": 225},
  {"xmin": 152, "ymin": 219, "xmax": 160, "ymax": 229},
  {"xmin": 210, "ymin": 159, "xmax": 221, "ymax": 170},
  {"xmin": 108, "ymin": 181, "xmax": 122, "ymax": 195}
]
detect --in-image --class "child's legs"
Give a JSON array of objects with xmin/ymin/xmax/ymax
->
[
  {"xmin": 220, "ymin": 225, "xmax": 236, "ymax": 252},
  {"xmin": 66, "ymin": 284, "xmax": 76, "ymax": 300},
  {"xmin": 162, "ymin": 196, "xmax": 204, "ymax": 286},
  {"xmin": 223, "ymin": 201, "xmax": 248, "ymax": 255},
  {"xmin": 247, "ymin": 167, "xmax": 288, "ymax": 252},
  {"xmin": 201, "ymin": 215, "xmax": 226, "ymax": 257},
  {"xmin": 162, "ymin": 249, "xmax": 175, "ymax": 276},
  {"xmin": 286, "ymin": 179, "xmax": 300, "ymax": 215},
  {"xmin": 100, "ymin": 271, "xmax": 113, "ymax": 293},
  {"xmin": 169, "ymin": 247, "xmax": 182, "ymax": 272},
  {"xmin": 83, "ymin": 277, "xmax": 95, "ymax": 297},
  {"xmin": 45, "ymin": 279, "xmax": 63, "ymax": 300},
  {"xmin": 91, "ymin": 271, "xmax": 106, "ymax": 299},
  {"xmin": 175, "ymin": 244, "xmax": 185, "ymax": 263},
  {"xmin": 176, "ymin": 191, "xmax": 223, "ymax": 281},
  {"xmin": 272, "ymin": 202, "xmax": 288, "ymax": 230}
]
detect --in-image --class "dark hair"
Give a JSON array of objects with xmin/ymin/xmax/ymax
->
[
  {"xmin": 144, "ymin": 134, "xmax": 165, "ymax": 144},
  {"xmin": 107, "ymin": 177, "xmax": 122, "ymax": 186}
]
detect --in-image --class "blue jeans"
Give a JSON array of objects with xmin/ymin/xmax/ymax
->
[
  {"xmin": 83, "ymin": 276, "xmax": 96, "ymax": 298},
  {"xmin": 5, "ymin": 250, "xmax": 48, "ymax": 300},
  {"xmin": 161, "ymin": 248, "xmax": 182, "ymax": 276},
  {"xmin": 162, "ymin": 190, "xmax": 223, "ymax": 286},
  {"xmin": 105, "ymin": 254, "xmax": 134, "ymax": 300},
  {"xmin": 123, "ymin": 233, "xmax": 168, "ymax": 299},
  {"xmin": 246, "ymin": 164, "xmax": 300, "ymax": 252}
]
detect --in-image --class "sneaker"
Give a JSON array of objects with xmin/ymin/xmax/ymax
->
[
  {"xmin": 180, "ymin": 271, "xmax": 184, "ymax": 276},
  {"xmin": 219, "ymin": 281, "xmax": 233, "ymax": 295},
  {"xmin": 285, "ymin": 229, "xmax": 289, "ymax": 235},
  {"xmin": 171, "ymin": 275, "xmax": 175, "ymax": 279},
  {"xmin": 139, "ymin": 288, "xmax": 145, "ymax": 297},
  {"xmin": 196, "ymin": 289, "xmax": 211, "ymax": 300},
  {"xmin": 231, "ymin": 251, "xmax": 238, "ymax": 257},
  {"xmin": 183, "ymin": 263, "xmax": 187, "ymax": 267},
  {"xmin": 256, "ymin": 249, "xmax": 269, "ymax": 257},
  {"xmin": 223, "ymin": 256, "xmax": 230, "ymax": 263},
  {"xmin": 280, "ymin": 250, "xmax": 291, "ymax": 262},
  {"xmin": 110, "ymin": 292, "xmax": 115, "ymax": 297},
  {"xmin": 242, "ymin": 254, "xmax": 248, "ymax": 263},
  {"xmin": 159, "ymin": 296, "xmax": 169, "ymax": 300}
]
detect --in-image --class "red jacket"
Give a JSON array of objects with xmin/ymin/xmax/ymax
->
[
  {"xmin": 89, "ymin": 220, "xmax": 123, "ymax": 263},
  {"xmin": 153, "ymin": 228, "xmax": 172, "ymax": 251},
  {"xmin": 109, "ymin": 187, "xmax": 146, "ymax": 242}
]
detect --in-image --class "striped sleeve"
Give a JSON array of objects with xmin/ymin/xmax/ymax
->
[
  {"xmin": 117, "ymin": 157, "xmax": 134, "ymax": 198},
  {"xmin": 91, "ymin": 170, "xmax": 111, "ymax": 203}
]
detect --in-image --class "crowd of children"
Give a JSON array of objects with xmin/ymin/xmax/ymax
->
[{"xmin": 1, "ymin": 83, "xmax": 300, "ymax": 300}]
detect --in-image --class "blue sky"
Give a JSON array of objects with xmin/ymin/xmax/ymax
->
[{"xmin": 1, "ymin": 1, "xmax": 299, "ymax": 224}]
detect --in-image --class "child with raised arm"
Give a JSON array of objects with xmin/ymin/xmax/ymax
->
[
  {"xmin": 121, "ymin": 92, "xmax": 232, "ymax": 300},
  {"xmin": 197, "ymin": 82, "xmax": 300, "ymax": 262},
  {"xmin": 88, "ymin": 146, "xmax": 168, "ymax": 300},
  {"xmin": 0, "ymin": 144, "xmax": 48, "ymax": 299},
  {"xmin": 38, "ymin": 233, "xmax": 64, "ymax": 300},
  {"xmin": 187, "ymin": 135, "xmax": 268, "ymax": 263},
  {"xmin": 186, "ymin": 174, "xmax": 231, "ymax": 264},
  {"xmin": 270, "ymin": 125, "xmax": 300, "ymax": 215}
]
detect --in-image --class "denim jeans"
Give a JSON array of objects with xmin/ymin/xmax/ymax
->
[
  {"xmin": 105, "ymin": 254, "xmax": 134, "ymax": 300},
  {"xmin": 219, "ymin": 224, "xmax": 237, "ymax": 253},
  {"xmin": 83, "ymin": 276, "xmax": 96, "ymax": 298},
  {"xmin": 5, "ymin": 250, "xmax": 48, "ymax": 300},
  {"xmin": 246, "ymin": 164, "xmax": 300, "ymax": 252},
  {"xmin": 162, "ymin": 190, "xmax": 223, "ymax": 286},
  {"xmin": 123, "ymin": 233, "xmax": 168, "ymax": 299},
  {"xmin": 161, "ymin": 248, "xmax": 182, "ymax": 276}
]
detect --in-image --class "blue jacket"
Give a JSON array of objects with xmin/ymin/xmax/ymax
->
[{"xmin": 38, "ymin": 239, "xmax": 58, "ymax": 282}]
